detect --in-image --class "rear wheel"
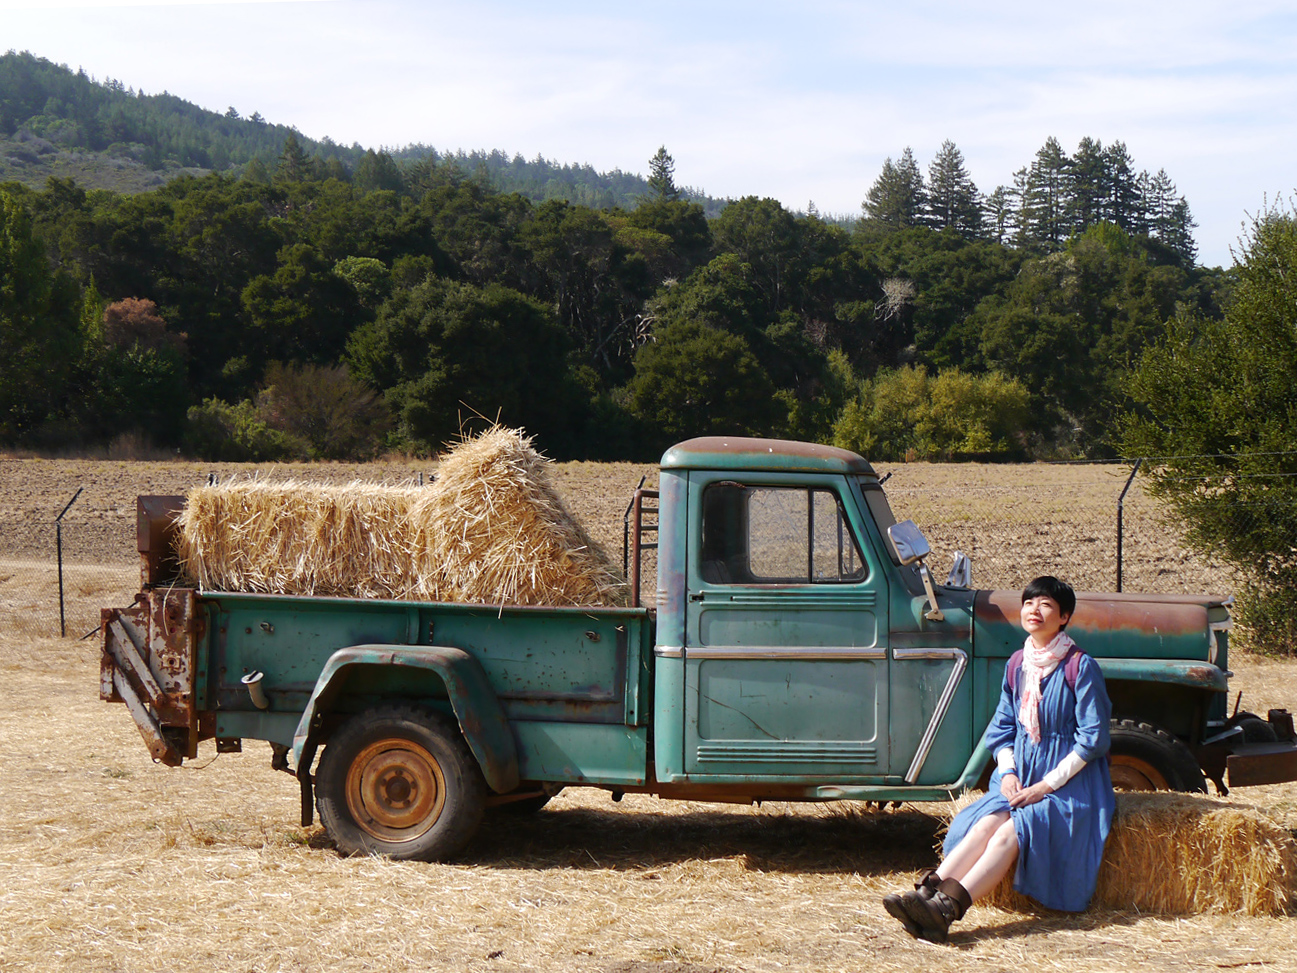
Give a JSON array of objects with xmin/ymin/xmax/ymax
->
[
  {"xmin": 317, "ymin": 705, "xmax": 486, "ymax": 861},
  {"xmin": 1108, "ymin": 719, "xmax": 1207, "ymax": 793}
]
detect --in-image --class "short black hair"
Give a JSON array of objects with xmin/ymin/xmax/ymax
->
[{"xmin": 1022, "ymin": 575, "xmax": 1076, "ymax": 625}]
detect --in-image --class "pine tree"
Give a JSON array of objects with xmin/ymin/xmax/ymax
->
[
  {"xmin": 646, "ymin": 146, "xmax": 681, "ymax": 202},
  {"xmin": 1019, "ymin": 137, "xmax": 1071, "ymax": 250},
  {"xmin": 924, "ymin": 140, "xmax": 983, "ymax": 237},
  {"xmin": 1164, "ymin": 197, "xmax": 1199, "ymax": 264},
  {"xmin": 984, "ymin": 186, "xmax": 1014, "ymax": 245},
  {"xmin": 276, "ymin": 133, "xmax": 310, "ymax": 184},
  {"xmin": 1068, "ymin": 137, "xmax": 1106, "ymax": 232},
  {"xmin": 1145, "ymin": 169, "xmax": 1178, "ymax": 238},
  {"xmin": 1101, "ymin": 141, "xmax": 1139, "ymax": 231},
  {"xmin": 862, "ymin": 147, "xmax": 925, "ymax": 228}
]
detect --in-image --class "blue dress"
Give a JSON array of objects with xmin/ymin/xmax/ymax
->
[{"xmin": 943, "ymin": 651, "xmax": 1116, "ymax": 912}]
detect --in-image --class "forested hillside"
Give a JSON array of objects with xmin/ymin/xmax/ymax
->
[
  {"xmin": 1, "ymin": 51, "xmax": 1224, "ymax": 463},
  {"xmin": 0, "ymin": 51, "xmax": 720, "ymax": 211}
]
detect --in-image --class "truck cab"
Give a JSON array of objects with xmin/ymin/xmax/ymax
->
[{"xmin": 650, "ymin": 437, "xmax": 977, "ymax": 799}]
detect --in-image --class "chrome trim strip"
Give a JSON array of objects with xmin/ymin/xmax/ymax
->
[
  {"xmin": 897, "ymin": 647, "xmax": 968, "ymax": 783},
  {"xmin": 655, "ymin": 644, "xmax": 685, "ymax": 658},
  {"xmin": 714, "ymin": 593, "xmax": 878, "ymax": 608},
  {"xmin": 892, "ymin": 647, "xmax": 963, "ymax": 661},
  {"xmin": 686, "ymin": 644, "xmax": 886, "ymax": 660}
]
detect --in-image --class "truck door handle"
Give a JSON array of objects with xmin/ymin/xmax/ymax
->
[{"xmin": 689, "ymin": 592, "xmax": 705, "ymax": 602}]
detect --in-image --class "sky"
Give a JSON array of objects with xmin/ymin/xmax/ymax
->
[{"xmin": 4, "ymin": 0, "xmax": 1297, "ymax": 267}]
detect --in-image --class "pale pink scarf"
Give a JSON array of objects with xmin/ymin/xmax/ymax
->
[{"xmin": 1019, "ymin": 631, "xmax": 1076, "ymax": 743}]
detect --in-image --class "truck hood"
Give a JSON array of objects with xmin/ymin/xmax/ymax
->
[{"xmin": 973, "ymin": 589, "xmax": 1230, "ymax": 661}]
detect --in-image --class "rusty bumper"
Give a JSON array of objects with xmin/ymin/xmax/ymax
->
[
  {"xmin": 1194, "ymin": 710, "xmax": 1297, "ymax": 790},
  {"xmin": 1224, "ymin": 742, "xmax": 1297, "ymax": 788}
]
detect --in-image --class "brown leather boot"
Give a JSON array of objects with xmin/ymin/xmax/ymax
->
[
  {"xmin": 902, "ymin": 877, "xmax": 972, "ymax": 944},
  {"xmin": 881, "ymin": 870, "xmax": 942, "ymax": 937},
  {"xmin": 914, "ymin": 869, "xmax": 941, "ymax": 898}
]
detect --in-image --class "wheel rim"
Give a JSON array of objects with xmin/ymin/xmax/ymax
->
[
  {"xmin": 345, "ymin": 738, "xmax": 447, "ymax": 843},
  {"xmin": 1110, "ymin": 755, "xmax": 1170, "ymax": 790}
]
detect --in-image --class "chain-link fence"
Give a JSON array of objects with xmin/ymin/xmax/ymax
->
[
  {"xmin": 0, "ymin": 458, "xmax": 1258, "ymax": 642},
  {"xmin": 880, "ymin": 461, "xmax": 1238, "ymax": 597},
  {"xmin": 0, "ymin": 460, "xmax": 440, "ymax": 642}
]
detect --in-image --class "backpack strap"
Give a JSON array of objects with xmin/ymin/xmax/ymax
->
[
  {"xmin": 1063, "ymin": 644, "xmax": 1084, "ymax": 690},
  {"xmin": 1006, "ymin": 648, "xmax": 1025, "ymax": 693}
]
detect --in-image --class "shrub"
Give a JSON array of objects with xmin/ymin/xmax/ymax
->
[
  {"xmin": 832, "ymin": 365, "xmax": 1030, "ymax": 461},
  {"xmin": 184, "ymin": 397, "xmax": 306, "ymax": 462}
]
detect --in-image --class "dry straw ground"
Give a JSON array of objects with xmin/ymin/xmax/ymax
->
[{"xmin": 3, "ymin": 455, "xmax": 1297, "ymax": 973}]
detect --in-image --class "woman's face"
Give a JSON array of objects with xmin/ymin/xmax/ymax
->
[{"xmin": 1020, "ymin": 595, "xmax": 1071, "ymax": 645}]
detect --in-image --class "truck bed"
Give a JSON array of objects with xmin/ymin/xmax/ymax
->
[{"xmin": 103, "ymin": 588, "xmax": 655, "ymax": 786}]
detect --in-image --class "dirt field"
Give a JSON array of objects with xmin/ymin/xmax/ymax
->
[
  {"xmin": 0, "ymin": 453, "xmax": 1233, "ymax": 639},
  {"xmin": 3, "ymin": 455, "xmax": 1295, "ymax": 973}
]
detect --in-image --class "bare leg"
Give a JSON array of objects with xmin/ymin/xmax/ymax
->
[
  {"xmin": 936, "ymin": 810, "xmax": 1009, "ymax": 884},
  {"xmin": 959, "ymin": 817, "xmax": 1019, "ymax": 902}
]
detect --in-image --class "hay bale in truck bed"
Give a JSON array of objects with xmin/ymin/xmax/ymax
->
[
  {"xmin": 965, "ymin": 791, "xmax": 1297, "ymax": 916},
  {"xmin": 176, "ymin": 426, "xmax": 627, "ymax": 607}
]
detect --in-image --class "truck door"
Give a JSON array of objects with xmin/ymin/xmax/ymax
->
[{"xmin": 682, "ymin": 474, "xmax": 888, "ymax": 779}]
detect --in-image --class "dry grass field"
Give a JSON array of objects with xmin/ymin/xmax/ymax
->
[{"xmin": 3, "ymin": 455, "xmax": 1297, "ymax": 973}]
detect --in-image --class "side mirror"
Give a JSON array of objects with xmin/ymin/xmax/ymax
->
[
  {"xmin": 887, "ymin": 520, "xmax": 931, "ymax": 566},
  {"xmin": 946, "ymin": 552, "xmax": 972, "ymax": 588},
  {"xmin": 887, "ymin": 520, "xmax": 945, "ymax": 622}
]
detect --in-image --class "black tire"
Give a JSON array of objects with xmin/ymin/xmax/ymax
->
[
  {"xmin": 316, "ymin": 704, "xmax": 486, "ymax": 861},
  {"xmin": 1229, "ymin": 712, "xmax": 1280, "ymax": 743},
  {"xmin": 1108, "ymin": 718, "xmax": 1207, "ymax": 793}
]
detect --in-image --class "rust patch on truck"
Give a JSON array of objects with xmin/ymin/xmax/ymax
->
[
  {"xmin": 977, "ymin": 589, "xmax": 1211, "ymax": 637},
  {"xmin": 1184, "ymin": 666, "xmax": 1221, "ymax": 687}
]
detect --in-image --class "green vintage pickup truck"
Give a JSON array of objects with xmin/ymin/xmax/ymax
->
[{"xmin": 102, "ymin": 437, "xmax": 1297, "ymax": 861}]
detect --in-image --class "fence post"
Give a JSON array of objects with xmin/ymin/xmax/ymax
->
[
  {"xmin": 1116, "ymin": 459, "xmax": 1142, "ymax": 593},
  {"xmin": 55, "ymin": 487, "xmax": 84, "ymax": 637}
]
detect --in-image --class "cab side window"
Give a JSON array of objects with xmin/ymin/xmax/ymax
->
[{"xmin": 700, "ymin": 483, "xmax": 867, "ymax": 584}]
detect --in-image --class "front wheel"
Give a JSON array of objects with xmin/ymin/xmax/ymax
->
[
  {"xmin": 1108, "ymin": 718, "xmax": 1207, "ymax": 793},
  {"xmin": 316, "ymin": 705, "xmax": 486, "ymax": 861}
]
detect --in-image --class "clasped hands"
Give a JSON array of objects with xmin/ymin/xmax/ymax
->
[{"xmin": 1000, "ymin": 772, "xmax": 1053, "ymax": 807}]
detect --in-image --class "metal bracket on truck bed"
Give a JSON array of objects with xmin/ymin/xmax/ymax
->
[{"xmin": 101, "ymin": 589, "xmax": 203, "ymax": 766}]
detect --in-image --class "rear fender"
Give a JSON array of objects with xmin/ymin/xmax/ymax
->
[{"xmin": 291, "ymin": 645, "xmax": 520, "ymax": 795}]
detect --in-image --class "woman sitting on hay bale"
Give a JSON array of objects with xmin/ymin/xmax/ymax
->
[{"xmin": 883, "ymin": 576, "xmax": 1116, "ymax": 942}]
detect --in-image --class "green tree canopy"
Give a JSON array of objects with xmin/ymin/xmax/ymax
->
[
  {"xmin": 625, "ymin": 319, "xmax": 781, "ymax": 450},
  {"xmin": 924, "ymin": 140, "xmax": 982, "ymax": 238},
  {"xmin": 832, "ymin": 364, "xmax": 1029, "ymax": 461},
  {"xmin": 0, "ymin": 189, "xmax": 82, "ymax": 442},
  {"xmin": 346, "ymin": 276, "xmax": 580, "ymax": 452},
  {"xmin": 646, "ymin": 146, "xmax": 681, "ymax": 202},
  {"xmin": 1122, "ymin": 208, "xmax": 1297, "ymax": 651}
]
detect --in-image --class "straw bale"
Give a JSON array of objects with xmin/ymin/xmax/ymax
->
[
  {"xmin": 406, "ymin": 425, "xmax": 626, "ymax": 607},
  {"xmin": 176, "ymin": 425, "xmax": 626, "ymax": 607},
  {"xmin": 949, "ymin": 791, "xmax": 1297, "ymax": 916}
]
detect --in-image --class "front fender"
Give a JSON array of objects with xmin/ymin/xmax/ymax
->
[
  {"xmin": 1094, "ymin": 657, "xmax": 1227, "ymax": 693},
  {"xmin": 291, "ymin": 644, "xmax": 520, "ymax": 794}
]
